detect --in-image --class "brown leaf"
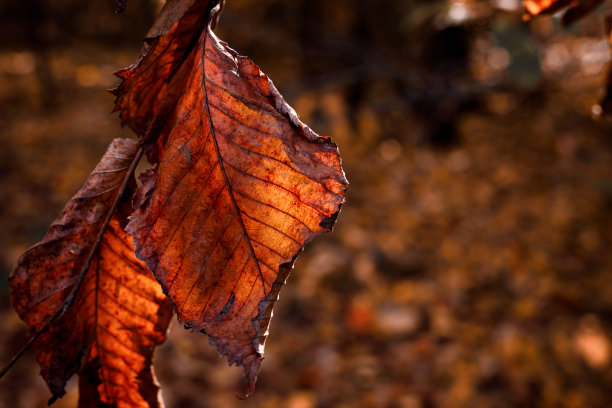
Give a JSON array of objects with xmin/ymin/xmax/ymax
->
[
  {"xmin": 117, "ymin": 0, "xmax": 347, "ymax": 392},
  {"xmin": 113, "ymin": 0, "xmax": 213, "ymax": 140},
  {"xmin": 10, "ymin": 139, "xmax": 173, "ymax": 406},
  {"xmin": 523, "ymin": 0, "xmax": 604, "ymax": 25}
]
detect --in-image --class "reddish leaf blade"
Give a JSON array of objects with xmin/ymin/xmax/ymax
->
[
  {"xmin": 75, "ymin": 217, "xmax": 173, "ymax": 407},
  {"xmin": 10, "ymin": 139, "xmax": 173, "ymax": 406},
  {"xmin": 124, "ymin": 5, "xmax": 347, "ymax": 391},
  {"xmin": 113, "ymin": 0, "xmax": 211, "ymax": 139},
  {"xmin": 523, "ymin": 0, "xmax": 574, "ymax": 18}
]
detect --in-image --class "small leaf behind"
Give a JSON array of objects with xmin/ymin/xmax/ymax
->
[{"xmin": 10, "ymin": 139, "xmax": 173, "ymax": 407}]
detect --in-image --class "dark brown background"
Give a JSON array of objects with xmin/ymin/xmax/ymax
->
[{"xmin": 2, "ymin": 0, "xmax": 612, "ymax": 407}]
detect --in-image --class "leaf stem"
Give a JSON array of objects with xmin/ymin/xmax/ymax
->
[{"xmin": 0, "ymin": 145, "xmax": 144, "ymax": 380}]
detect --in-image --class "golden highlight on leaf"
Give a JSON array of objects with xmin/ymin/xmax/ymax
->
[
  {"xmin": 10, "ymin": 139, "xmax": 173, "ymax": 407},
  {"xmin": 113, "ymin": 0, "xmax": 212, "ymax": 139},
  {"xmin": 116, "ymin": 0, "xmax": 347, "ymax": 392},
  {"xmin": 523, "ymin": 0, "xmax": 572, "ymax": 18}
]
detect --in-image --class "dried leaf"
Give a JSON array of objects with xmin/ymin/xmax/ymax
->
[
  {"xmin": 523, "ymin": 0, "xmax": 574, "ymax": 18},
  {"xmin": 10, "ymin": 139, "xmax": 173, "ymax": 406},
  {"xmin": 116, "ymin": 0, "xmax": 347, "ymax": 391},
  {"xmin": 113, "ymin": 0, "xmax": 212, "ymax": 139},
  {"xmin": 523, "ymin": 0, "xmax": 604, "ymax": 25}
]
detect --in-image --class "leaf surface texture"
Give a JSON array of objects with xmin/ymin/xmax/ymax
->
[
  {"xmin": 10, "ymin": 139, "xmax": 173, "ymax": 407},
  {"xmin": 117, "ymin": 0, "xmax": 348, "ymax": 389}
]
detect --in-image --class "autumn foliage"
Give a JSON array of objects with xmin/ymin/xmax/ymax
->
[
  {"xmin": 10, "ymin": 139, "xmax": 173, "ymax": 406},
  {"xmin": 4, "ymin": 0, "xmax": 346, "ymax": 405},
  {"xmin": 6, "ymin": 0, "xmax": 612, "ymax": 406}
]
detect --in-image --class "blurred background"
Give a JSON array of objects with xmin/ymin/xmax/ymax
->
[{"xmin": 2, "ymin": 0, "xmax": 612, "ymax": 406}]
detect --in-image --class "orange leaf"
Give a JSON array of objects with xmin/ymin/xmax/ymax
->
[
  {"xmin": 116, "ymin": 0, "xmax": 348, "ymax": 392},
  {"xmin": 523, "ymin": 0, "xmax": 574, "ymax": 18},
  {"xmin": 10, "ymin": 139, "xmax": 173, "ymax": 406},
  {"xmin": 113, "ymin": 0, "xmax": 212, "ymax": 140},
  {"xmin": 523, "ymin": 0, "xmax": 604, "ymax": 25}
]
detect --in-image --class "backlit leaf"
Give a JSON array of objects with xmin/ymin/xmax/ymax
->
[
  {"xmin": 10, "ymin": 139, "xmax": 173, "ymax": 407},
  {"xmin": 116, "ymin": 0, "xmax": 347, "ymax": 391},
  {"xmin": 523, "ymin": 0, "xmax": 604, "ymax": 25}
]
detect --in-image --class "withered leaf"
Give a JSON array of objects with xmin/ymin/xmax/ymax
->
[
  {"xmin": 523, "ymin": 0, "xmax": 573, "ymax": 18},
  {"xmin": 10, "ymin": 139, "xmax": 173, "ymax": 407},
  {"xmin": 116, "ymin": 0, "xmax": 348, "ymax": 391},
  {"xmin": 523, "ymin": 0, "xmax": 604, "ymax": 25}
]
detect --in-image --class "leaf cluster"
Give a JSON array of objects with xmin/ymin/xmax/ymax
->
[{"xmin": 2, "ymin": 0, "xmax": 347, "ymax": 405}]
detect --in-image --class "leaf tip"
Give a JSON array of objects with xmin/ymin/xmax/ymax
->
[
  {"xmin": 237, "ymin": 354, "xmax": 262, "ymax": 399},
  {"xmin": 319, "ymin": 210, "xmax": 341, "ymax": 231},
  {"xmin": 113, "ymin": 68, "xmax": 129, "ymax": 80},
  {"xmin": 47, "ymin": 389, "xmax": 65, "ymax": 406}
]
